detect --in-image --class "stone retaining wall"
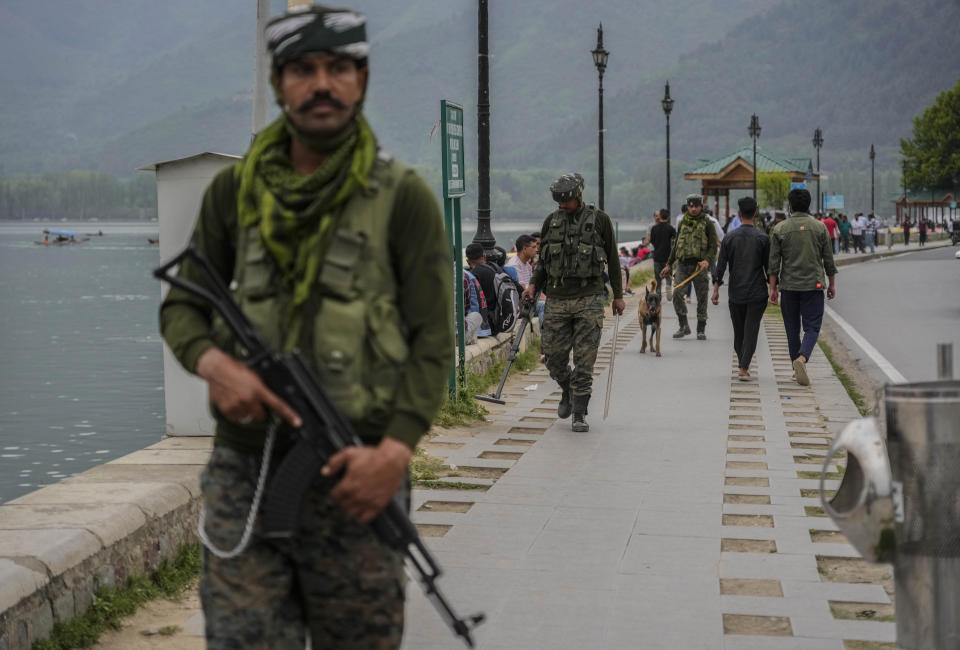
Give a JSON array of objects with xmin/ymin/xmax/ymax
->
[{"xmin": 0, "ymin": 329, "xmax": 534, "ymax": 649}]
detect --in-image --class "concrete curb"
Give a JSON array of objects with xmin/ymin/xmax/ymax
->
[{"xmin": 0, "ymin": 330, "xmax": 534, "ymax": 649}]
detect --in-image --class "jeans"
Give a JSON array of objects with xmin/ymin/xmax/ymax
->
[
  {"xmin": 866, "ymin": 230, "xmax": 875, "ymax": 253},
  {"xmin": 652, "ymin": 260, "xmax": 671, "ymax": 296},
  {"xmin": 832, "ymin": 238, "xmax": 838, "ymax": 254},
  {"xmin": 729, "ymin": 300, "xmax": 767, "ymax": 370},
  {"xmin": 780, "ymin": 290, "xmax": 825, "ymax": 362}
]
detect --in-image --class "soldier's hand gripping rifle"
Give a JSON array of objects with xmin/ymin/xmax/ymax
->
[
  {"xmin": 154, "ymin": 247, "xmax": 485, "ymax": 648},
  {"xmin": 474, "ymin": 288, "xmax": 541, "ymax": 405}
]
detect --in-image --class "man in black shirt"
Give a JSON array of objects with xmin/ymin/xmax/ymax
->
[
  {"xmin": 644, "ymin": 209, "xmax": 676, "ymax": 296},
  {"xmin": 466, "ymin": 242, "xmax": 498, "ymax": 315},
  {"xmin": 712, "ymin": 197, "xmax": 770, "ymax": 380}
]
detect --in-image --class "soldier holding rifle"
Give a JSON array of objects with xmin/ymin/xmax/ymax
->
[{"xmin": 159, "ymin": 5, "xmax": 453, "ymax": 647}]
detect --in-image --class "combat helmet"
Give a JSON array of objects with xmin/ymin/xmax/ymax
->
[
  {"xmin": 550, "ymin": 173, "xmax": 584, "ymax": 203},
  {"xmin": 685, "ymin": 193, "xmax": 703, "ymax": 207}
]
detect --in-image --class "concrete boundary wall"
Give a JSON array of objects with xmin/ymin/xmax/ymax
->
[{"xmin": 0, "ymin": 329, "xmax": 537, "ymax": 649}]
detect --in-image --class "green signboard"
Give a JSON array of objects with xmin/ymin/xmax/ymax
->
[
  {"xmin": 440, "ymin": 100, "xmax": 466, "ymax": 397},
  {"xmin": 441, "ymin": 100, "xmax": 465, "ymax": 199}
]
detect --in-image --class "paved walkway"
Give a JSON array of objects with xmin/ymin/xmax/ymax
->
[
  {"xmin": 87, "ymin": 286, "xmax": 897, "ymax": 649},
  {"xmin": 402, "ymin": 290, "xmax": 896, "ymax": 650}
]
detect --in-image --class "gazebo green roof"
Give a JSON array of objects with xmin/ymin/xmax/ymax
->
[{"xmin": 687, "ymin": 146, "xmax": 813, "ymax": 176}]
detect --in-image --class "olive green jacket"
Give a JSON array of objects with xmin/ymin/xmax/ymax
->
[
  {"xmin": 159, "ymin": 163, "xmax": 453, "ymax": 452},
  {"xmin": 768, "ymin": 213, "xmax": 837, "ymax": 291}
]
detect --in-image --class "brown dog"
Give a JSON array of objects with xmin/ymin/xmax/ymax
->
[{"xmin": 637, "ymin": 278, "xmax": 662, "ymax": 356}]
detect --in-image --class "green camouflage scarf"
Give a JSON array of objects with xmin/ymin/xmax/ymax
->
[{"xmin": 237, "ymin": 113, "xmax": 376, "ymax": 340}]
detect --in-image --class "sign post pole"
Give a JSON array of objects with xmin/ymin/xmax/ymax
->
[{"xmin": 441, "ymin": 100, "xmax": 466, "ymax": 399}]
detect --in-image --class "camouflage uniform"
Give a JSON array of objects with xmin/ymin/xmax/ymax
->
[
  {"xmin": 672, "ymin": 262, "xmax": 710, "ymax": 323},
  {"xmin": 200, "ymin": 445, "xmax": 407, "ymax": 650},
  {"xmin": 541, "ymin": 294, "xmax": 606, "ymax": 397}
]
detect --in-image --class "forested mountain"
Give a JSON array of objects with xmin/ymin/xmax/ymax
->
[{"xmin": 0, "ymin": 0, "xmax": 955, "ymax": 219}]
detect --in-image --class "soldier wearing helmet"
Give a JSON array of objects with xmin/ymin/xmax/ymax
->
[
  {"xmin": 523, "ymin": 173, "xmax": 624, "ymax": 433},
  {"xmin": 660, "ymin": 193, "xmax": 718, "ymax": 339}
]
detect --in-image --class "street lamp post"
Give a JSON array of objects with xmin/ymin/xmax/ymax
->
[
  {"xmin": 748, "ymin": 114, "xmax": 761, "ymax": 202},
  {"xmin": 591, "ymin": 25, "xmax": 609, "ymax": 211},
  {"xmin": 662, "ymin": 81, "xmax": 674, "ymax": 213},
  {"xmin": 471, "ymin": 0, "xmax": 496, "ymax": 254},
  {"xmin": 869, "ymin": 144, "xmax": 876, "ymax": 215},
  {"xmin": 812, "ymin": 127, "xmax": 823, "ymax": 212}
]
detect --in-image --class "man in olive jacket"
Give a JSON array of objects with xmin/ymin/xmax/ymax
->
[
  {"xmin": 768, "ymin": 188, "xmax": 837, "ymax": 387},
  {"xmin": 159, "ymin": 6, "xmax": 452, "ymax": 647}
]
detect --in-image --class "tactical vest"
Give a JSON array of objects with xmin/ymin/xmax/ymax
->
[
  {"xmin": 674, "ymin": 214, "xmax": 710, "ymax": 262},
  {"xmin": 214, "ymin": 153, "xmax": 411, "ymax": 425},
  {"xmin": 539, "ymin": 204, "xmax": 607, "ymax": 287}
]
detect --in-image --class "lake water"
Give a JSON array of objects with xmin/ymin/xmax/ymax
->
[
  {"xmin": 0, "ymin": 222, "xmax": 164, "ymax": 503},
  {"xmin": 0, "ymin": 217, "xmax": 649, "ymax": 504},
  {"xmin": 465, "ymin": 219, "xmax": 649, "ymax": 251}
]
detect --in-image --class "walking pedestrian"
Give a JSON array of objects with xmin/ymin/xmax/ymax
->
[
  {"xmin": 902, "ymin": 216, "xmax": 912, "ymax": 246},
  {"xmin": 712, "ymin": 197, "xmax": 769, "ymax": 380},
  {"xmin": 768, "ymin": 189, "xmax": 838, "ymax": 387},
  {"xmin": 644, "ymin": 209, "xmax": 676, "ymax": 296},
  {"xmin": 159, "ymin": 6, "xmax": 454, "ymax": 646},
  {"xmin": 866, "ymin": 214, "xmax": 878, "ymax": 253},
  {"xmin": 918, "ymin": 217, "xmax": 928, "ymax": 246},
  {"xmin": 524, "ymin": 173, "xmax": 624, "ymax": 433},
  {"xmin": 660, "ymin": 193, "xmax": 718, "ymax": 340},
  {"xmin": 838, "ymin": 214, "xmax": 851, "ymax": 252},
  {"xmin": 822, "ymin": 213, "xmax": 838, "ymax": 254},
  {"xmin": 850, "ymin": 213, "xmax": 864, "ymax": 253}
]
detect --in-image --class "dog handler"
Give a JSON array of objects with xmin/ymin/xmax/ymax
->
[
  {"xmin": 768, "ymin": 188, "xmax": 837, "ymax": 386},
  {"xmin": 660, "ymin": 193, "xmax": 718, "ymax": 340},
  {"xmin": 523, "ymin": 173, "xmax": 624, "ymax": 432},
  {"xmin": 159, "ymin": 5, "xmax": 454, "ymax": 647},
  {"xmin": 712, "ymin": 196, "xmax": 770, "ymax": 380}
]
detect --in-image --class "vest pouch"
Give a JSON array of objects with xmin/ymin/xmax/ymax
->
[
  {"xmin": 317, "ymin": 230, "xmax": 366, "ymax": 301},
  {"xmin": 575, "ymin": 242, "xmax": 594, "ymax": 278},
  {"xmin": 313, "ymin": 297, "xmax": 370, "ymax": 421},
  {"xmin": 240, "ymin": 239, "xmax": 276, "ymax": 300},
  {"xmin": 365, "ymin": 301, "xmax": 409, "ymax": 418},
  {"xmin": 237, "ymin": 241, "xmax": 284, "ymax": 352}
]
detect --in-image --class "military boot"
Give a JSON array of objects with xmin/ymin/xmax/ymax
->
[
  {"xmin": 557, "ymin": 381, "xmax": 572, "ymax": 419},
  {"xmin": 571, "ymin": 394, "xmax": 590, "ymax": 433},
  {"xmin": 697, "ymin": 321, "xmax": 707, "ymax": 340},
  {"xmin": 672, "ymin": 319, "xmax": 691, "ymax": 338}
]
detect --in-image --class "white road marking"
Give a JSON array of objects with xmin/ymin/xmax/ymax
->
[{"xmin": 825, "ymin": 305, "xmax": 908, "ymax": 383}]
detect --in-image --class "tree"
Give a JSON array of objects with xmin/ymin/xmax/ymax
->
[
  {"xmin": 900, "ymin": 79, "xmax": 960, "ymax": 191},
  {"xmin": 757, "ymin": 172, "xmax": 792, "ymax": 210}
]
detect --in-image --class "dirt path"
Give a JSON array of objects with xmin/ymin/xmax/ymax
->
[{"xmin": 92, "ymin": 580, "xmax": 204, "ymax": 650}]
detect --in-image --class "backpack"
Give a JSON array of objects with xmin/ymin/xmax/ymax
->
[{"xmin": 485, "ymin": 262, "xmax": 521, "ymax": 334}]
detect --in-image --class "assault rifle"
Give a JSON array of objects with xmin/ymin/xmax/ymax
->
[{"xmin": 154, "ymin": 247, "xmax": 485, "ymax": 648}]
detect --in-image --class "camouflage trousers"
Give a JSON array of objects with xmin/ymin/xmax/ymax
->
[
  {"xmin": 541, "ymin": 294, "xmax": 605, "ymax": 397},
  {"xmin": 199, "ymin": 444, "xmax": 406, "ymax": 650},
  {"xmin": 672, "ymin": 261, "xmax": 710, "ymax": 324}
]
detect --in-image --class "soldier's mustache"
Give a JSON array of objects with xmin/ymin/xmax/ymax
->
[{"xmin": 297, "ymin": 92, "xmax": 348, "ymax": 113}]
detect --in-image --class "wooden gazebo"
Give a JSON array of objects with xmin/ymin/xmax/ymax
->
[
  {"xmin": 684, "ymin": 146, "xmax": 819, "ymax": 217},
  {"xmin": 891, "ymin": 189, "xmax": 957, "ymax": 226}
]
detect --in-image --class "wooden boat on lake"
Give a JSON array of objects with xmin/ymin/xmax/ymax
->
[{"xmin": 35, "ymin": 229, "xmax": 89, "ymax": 246}]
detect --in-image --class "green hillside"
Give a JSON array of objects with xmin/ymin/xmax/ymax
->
[{"xmin": 0, "ymin": 0, "xmax": 954, "ymax": 221}]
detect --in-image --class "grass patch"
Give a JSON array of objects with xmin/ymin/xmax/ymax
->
[
  {"xmin": 410, "ymin": 446, "xmax": 446, "ymax": 481},
  {"xmin": 434, "ymin": 338, "xmax": 541, "ymax": 428},
  {"xmin": 629, "ymin": 267, "xmax": 655, "ymax": 289},
  {"xmin": 818, "ymin": 339, "xmax": 869, "ymax": 415},
  {"xmin": 33, "ymin": 544, "xmax": 201, "ymax": 650}
]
